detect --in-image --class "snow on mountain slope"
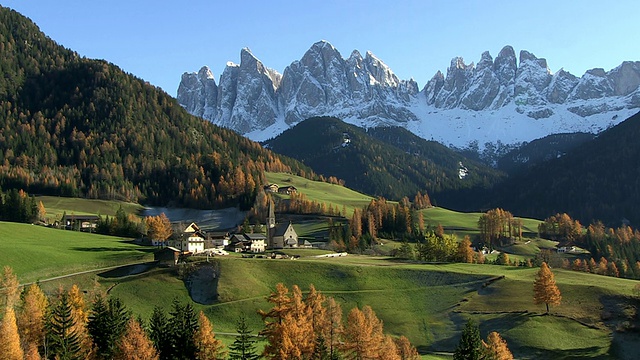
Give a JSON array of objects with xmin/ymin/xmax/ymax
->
[{"xmin": 178, "ymin": 42, "xmax": 640, "ymax": 148}]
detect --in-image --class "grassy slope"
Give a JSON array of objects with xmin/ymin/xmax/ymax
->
[
  {"xmin": 3, "ymin": 219, "xmax": 637, "ymax": 358},
  {"xmin": 103, "ymin": 257, "xmax": 638, "ymax": 359},
  {"xmin": 36, "ymin": 195, "xmax": 144, "ymax": 222},
  {"xmin": 265, "ymin": 172, "xmax": 374, "ymax": 217},
  {"xmin": 0, "ymin": 221, "xmax": 153, "ymax": 283}
]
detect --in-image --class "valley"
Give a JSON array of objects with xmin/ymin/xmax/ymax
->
[{"xmin": 1, "ymin": 3, "xmax": 640, "ymax": 359}]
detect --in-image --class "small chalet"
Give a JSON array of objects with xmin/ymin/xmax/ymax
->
[
  {"xmin": 264, "ymin": 183, "xmax": 279, "ymax": 193},
  {"xmin": 277, "ymin": 186, "xmax": 297, "ymax": 195},
  {"xmin": 154, "ymin": 246, "xmax": 181, "ymax": 266},
  {"xmin": 61, "ymin": 214, "xmax": 100, "ymax": 231}
]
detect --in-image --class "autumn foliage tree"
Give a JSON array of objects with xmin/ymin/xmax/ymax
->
[
  {"xmin": 115, "ymin": 318, "xmax": 159, "ymax": 360},
  {"xmin": 484, "ymin": 331, "xmax": 513, "ymax": 360},
  {"xmin": 17, "ymin": 283, "xmax": 49, "ymax": 354},
  {"xmin": 145, "ymin": 213, "xmax": 173, "ymax": 243},
  {"xmin": 194, "ymin": 311, "xmax": 225, "ymax": 360},
  {"xmin": 0, "ymin": 308, "xmax": 24, "ymax": 360},
  {"xmin": 533, "ymin": 262, "xmax": 562, "ymax": 314}
]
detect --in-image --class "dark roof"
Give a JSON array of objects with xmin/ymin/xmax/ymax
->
[
  {"xmin": 274, "ymin": 223, "xmax": 296, "ymax": 237},
  {"xmin": 245, "ymin": 233, "xmax": 267, "ymax": 240},
  {"xmin": 62, "ymin": 215, "xmax": 100, "ymax": 221}
]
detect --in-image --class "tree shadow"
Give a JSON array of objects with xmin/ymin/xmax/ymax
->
[{"xmin": 98, "ymin": 262, "xmax": 157, "ymax": 278}]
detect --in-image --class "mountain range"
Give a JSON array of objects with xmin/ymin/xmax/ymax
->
[{"xmin": 178, "ymin": 41, "xmax": 640, "ymax": 148}]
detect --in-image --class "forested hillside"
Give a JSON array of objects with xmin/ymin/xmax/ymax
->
[
  {"xmin": 0, "ymin": 6, "xmax": 312, "ymax": 209},
  {"xmin": 486, "ymin": 111, "xmax": 640, "ymax": 226},
  {"xmin": 264, "ymin": 117, "xmax": 504, "ymax": 204}
]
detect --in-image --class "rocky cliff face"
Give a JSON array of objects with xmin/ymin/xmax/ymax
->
[{"xmin": 178, "ymin": 42, "xmax": 640, "ymax": 147}]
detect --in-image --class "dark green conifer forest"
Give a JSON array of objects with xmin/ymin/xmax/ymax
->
[{"xmin": 0, "ymin": 6, "xmax": 311, "ymax": 209}]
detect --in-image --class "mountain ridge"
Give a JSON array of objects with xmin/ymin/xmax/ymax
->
[{"xmin": 178, "ymin": 41, "xmax": 640, "ymax": 147}]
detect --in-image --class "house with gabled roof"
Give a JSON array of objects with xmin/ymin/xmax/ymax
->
[
  {"xmin": 168, "ymin": 222, "xmax": 205, "ymax": 253},
  {"xmin": 227, "ymin": 233, "xmax": 266, "ymax": 253}
]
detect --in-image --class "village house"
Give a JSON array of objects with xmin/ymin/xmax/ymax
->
[
  {"xmin": 264, "ymin": 183, "xmax": 279, "ymax": 193},
  {"xmin": 204, "ymin": 231, "xmax": 230, "ymax": 249},
  {"xmin": 227, "ymin": 233, "xmax": 267, "ymax": 253},
  {"xmin": 61, "ymin": 214, "xmax": 100, "ymax": 232},
  {"xmin": 277, "ymin": 185, "xmax": 297, "ymax": 195},
  {"xmin": 168, "ymin": 222, "xmax": 205, "ymax": 253}
]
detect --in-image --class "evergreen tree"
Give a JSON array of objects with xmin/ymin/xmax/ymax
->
[
  {"xmin": 47, "ymin": 293, "xmax": 82, "ymax": 360},
  {"xmin": 88, "ymin": 295, "xmax": 130, "ymax": 359},
  {"xmin": 168, "ymin": 300, "xmax": 199, "ymax": 360},
  {"xmin": 453, "ymin": 320, "xmax": 483, "ymax": 360},
  {"xmin": 148, "ymin": 306, "xmax": 171, "ymax": 360},
  {"xmin": 228, "ymin": 314, "xmax": 260, "ymax": 360},
  {"xmin": 311, "ymin": 334, "xmax": 331, "ymax": 360},
  {"xmin": 533, "ymin": 262, "xmax": 562, "ymax": 314}
]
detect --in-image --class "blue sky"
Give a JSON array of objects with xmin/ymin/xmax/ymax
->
[{"xmin": 2, "ymin": 0, "xmax": 638, "ymax": 95}]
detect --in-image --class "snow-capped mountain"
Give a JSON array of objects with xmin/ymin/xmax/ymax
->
[{"xmin": 177, "ymin": 41, "xmax": 640, "ymax": 148}]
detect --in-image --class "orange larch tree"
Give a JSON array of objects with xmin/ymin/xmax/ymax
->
[
  {"xmin": 484, "ymin": 331, "xmax": 513, "ymax": 360},
  {"xmin": 194, "ymin": 311, "xmax": 225, "ymax": 360},
  {"xmin": 115, "ymin": 318, "xmax": 159, "ymax": 360},
  {"xmin": 533, "ymin": 262, "xmax": 562, "ymax": 314}
]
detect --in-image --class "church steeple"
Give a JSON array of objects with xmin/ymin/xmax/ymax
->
[
  {"xmin": 267, "ymin": 197, "xmax": 276, "ymax": 249},
  {"xmin": 267, "ymin": 197, "xmax": 276, "ymax": 229}
]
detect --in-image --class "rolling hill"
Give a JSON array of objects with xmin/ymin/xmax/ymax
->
[{"xmin": 264, "ymin": 117, "xmax": 504, "ymax": 206}]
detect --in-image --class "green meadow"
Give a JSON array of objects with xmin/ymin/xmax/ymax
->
[
  {"xmin": 265, "ymin": 172, "xmax": 374, "ymax": 216},
  {"xmin": 35, "ymin": 195, "xmax": 144, "ymax": 222},
  {"xmin": 0, "ymin": 221, "xmax": 153, "ymax": 283},
  {"xmin": 2, "ymin": 220, "xmax": 639, "ymax": 359}
]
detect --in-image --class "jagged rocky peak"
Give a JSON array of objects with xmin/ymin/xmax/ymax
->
[
  {"xmin": 177, "ymin": 41, "xmax": 640, "ymax": 146},
  {"xmin": 608, "ymin": 61, "xmax": 640, "ymax": 96},
  {"xmin": 177, "ymin": 65, "xmax": 218, "ymax": 119}
]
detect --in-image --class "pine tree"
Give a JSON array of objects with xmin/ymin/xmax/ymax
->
[
  {"xmin": 311, "ymin": 334, "xmax": 331, "ymax": 360},
  {"xmin": 115, "ymin": 318, "xmax": 159, "ymax": 360},
  {"xmin": 0, "ymin": 308, "xmax": 25, "ymax": 360},
  {"xmin": 47, "ymin": 293, "xmax": 82, "ymax": 360},
  {"xmin": 148, "ymin": 306, "xmax": 171, "ymax": 360},
  {"xmin": 88, "ymin": 295, "xmax": 130, "ymax": 359},
  {"xmin": 453, "ymin": 320, "xmax": 483, "ymax": 360},
  {"xmin": 228, "ymin": 314, "xmax": 260, "ymax": 360},
  {"xmin": 17, "ymin": 283, "xmax": 49, "ymax": 354},
  {"xmin": 168, "ymin": 300, "xmax": 199, "ymax": 360},
  {"xmin": 533, "ymin": 262, "xmax": 562, "ymax": 314},
  {"xmin": 194, "ymin": 311, "xmax": 225, "ymax": 360},
  {"xmin": 484, "ymin": 331, "xmax": 513, "ymax": 360}
]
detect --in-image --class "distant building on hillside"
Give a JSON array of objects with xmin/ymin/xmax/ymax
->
[
  {"xmin": 277, "ymin": 186, "xmax": 297, "ymax": 195},
  {"xmin": 264, "ymin": 183, "xmax": 279, "ymax": 193},
  {"xmin": 61, "ymin": 214, "xmax": 100, "ymax": 231}
]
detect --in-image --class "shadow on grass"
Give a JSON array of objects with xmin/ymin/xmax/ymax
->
[{"xmin": 98, "ymin": 262, "xmax": 158, "ymax": 278}]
